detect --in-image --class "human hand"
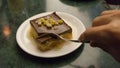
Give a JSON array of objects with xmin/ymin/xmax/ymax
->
[{"xmin": 79, "ymin": 10, "xmax": 120, "ymax": 62}]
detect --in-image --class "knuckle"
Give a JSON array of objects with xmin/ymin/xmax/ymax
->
[{"xmin": 92, "ymin": 17, "xmax": 99, "ymax": 26}]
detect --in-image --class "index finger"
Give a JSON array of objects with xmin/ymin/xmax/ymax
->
[
  {"xmin": 101, "ymin": 10, "xmax": 120, "ymax": 15},
  {"xmin": 79, "ymin": 24, "xmax": 109, "ymax": 42}
]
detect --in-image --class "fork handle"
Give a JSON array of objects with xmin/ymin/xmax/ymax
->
[
  {"xmin": 70, "ymin": 40, "xmax": 81, "ymax": 43},
  {"xmin": 70, "ymin": 40, "xmax": 89, "ymax": 43}
]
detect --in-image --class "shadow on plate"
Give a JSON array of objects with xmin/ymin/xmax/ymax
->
[
  {"xmin": 16, "ymin": 43, "xmax": 85, "ymax": 67},
  {"xmin": 60, "ymin": 0, "xmax": 98, "ymax": 7}
]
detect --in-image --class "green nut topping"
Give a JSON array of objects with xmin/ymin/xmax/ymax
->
[
  {"xmin": 36, "ymin": 17, "xmax": 64, "ymax": 28},
  {"xmin": 58, "ymin": 20, "xmax": 63, "ymax": 24}
]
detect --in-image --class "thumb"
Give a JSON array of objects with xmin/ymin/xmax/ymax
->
[{"xmin": 79, "ymin": 25, "xmax": 109, "ymax": 43}]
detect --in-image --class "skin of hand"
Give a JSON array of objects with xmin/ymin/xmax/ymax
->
[{"xmin": 79, "ymin": 10, "xmax": 120, "ymax": 62}]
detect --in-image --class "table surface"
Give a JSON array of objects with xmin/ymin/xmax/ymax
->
[{"xmin": 0, "ymin": 0, "xmax": 120, "ymax": 68}]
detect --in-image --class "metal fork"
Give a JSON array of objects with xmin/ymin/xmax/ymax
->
[{"xmin": 40, "ymin": 33, "xmax": 81, "ymax": 43}]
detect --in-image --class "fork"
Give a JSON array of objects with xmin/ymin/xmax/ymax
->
[{"xmin": 40, "ymin": 33, "xmax": 81, "ymax": 43}]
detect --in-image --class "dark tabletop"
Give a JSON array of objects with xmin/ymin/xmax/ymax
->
[{"xmin": 0, "ymin": 0, "xmax": 120, "ymax": 68}]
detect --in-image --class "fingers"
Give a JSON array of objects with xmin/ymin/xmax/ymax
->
[
  {"xmin": 92, "ymin": 14, "xmax": 112, "ymax": 27},
  {"xmin": 90, "ymin": 41, "xmax": 100, "ymax": 47},
  {"xmin": 101, "ymin": 10, "xmax": 120, "ymax": 15},
  {"xmin": 92, "ymin": 10, "xmax": 120, "ymax": 27},
  {"xmin": 82, "ymin": 10, "xmax": 120, "ymax": 43},
  {"xmin": 90, "ymin": 41, "xmax": 110, "ymax": 53},
  {"xmin": 79, "ymin": 24, "xmax": 109, "ymax": 43}
]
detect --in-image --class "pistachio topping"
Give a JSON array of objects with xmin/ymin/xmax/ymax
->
[
  {"xmin": 38, "ymin": 21, "xmax": 42, "ymax": 26},
  {"xmin": 46, "ymin": 22, "xmax": 52, "ymax": 28},
  {"xmin": 58, "ymin": 20, "xmax": 63, "ymax": 24},
  {"xmin": 36, "ymin": 17, "xmax": 64, "ymax": 28}
]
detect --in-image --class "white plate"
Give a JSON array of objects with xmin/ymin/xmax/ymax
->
[{"xmin": 16, "ymin": 12, "xmax": 86, "ymax": 58}]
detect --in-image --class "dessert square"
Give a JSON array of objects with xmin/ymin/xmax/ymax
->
[{"xmin": 30, "ymin": 12, "xmax": 72, "ymax": 51}]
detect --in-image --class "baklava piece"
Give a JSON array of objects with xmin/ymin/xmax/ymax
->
[{"xmin": 30, "ymin": 12, "xmax": 72, "ymax": 51}]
